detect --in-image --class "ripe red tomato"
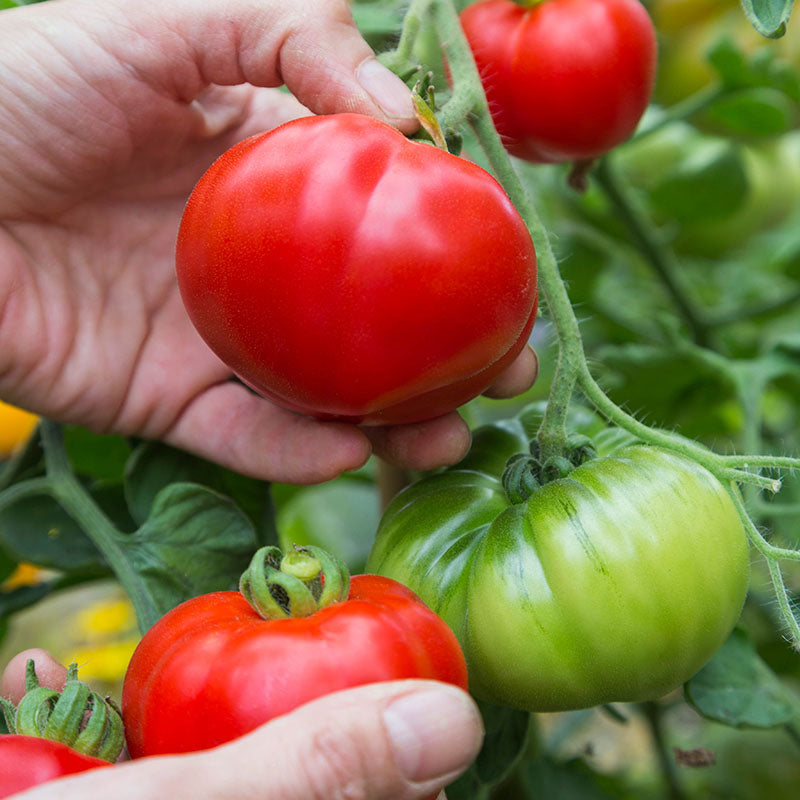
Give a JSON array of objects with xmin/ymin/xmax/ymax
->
[
  {"xmin": 122, "ymin": 574, "xmax": 468, "ymax": 757},
  {"xmin": 0, "ymin": 736, "xmax": 109, "ymax": 798},
  {"xmin": 176, "ymin": 113, "xmax": 537, "ymax": 425},
  {"xmin": 460, "ymin": 0, "xmax": 658, "ymax": 163}
]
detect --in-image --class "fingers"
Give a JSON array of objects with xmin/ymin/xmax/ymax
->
[
  {"xmin": 366, "ymin": 413, "xmax": 472, "ymax": 472},
  {"xmin": 163, "ymin": 382, "xmax": 372, "ymax": 484},
  {"xmin": 35, "ymin": 682, "xmax": 483, "ymax": 800},
  {"xmin": 107, "ymin": 0, "xmax": 418, "ymax": 132},
  {"xmin": 482, "ymin": 345, "xmax": 540, "ymax": 399},
  {"xmin": 1, "ymin": 649, "xmax": 67, "ymax": 703},
  {"xmin": 366, "ymin": 346, "xmax": 540, "ymax": 471}
]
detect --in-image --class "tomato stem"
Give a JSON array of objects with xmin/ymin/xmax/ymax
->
[{"xmin": 239, "ymin": 545, "xmax": 350, "ymax": 620}]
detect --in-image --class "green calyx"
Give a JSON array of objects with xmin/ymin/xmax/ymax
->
[
  {"xmin": 503, "ymin": 434, "xmax": 599, "ymax": 503},
  {"xmin": 239, "ymin": 545, "xmax": 351, "ymax": 620},
  {"xmin": 0, "ymin": 660, "xmax": 124, "ymax": 762}
]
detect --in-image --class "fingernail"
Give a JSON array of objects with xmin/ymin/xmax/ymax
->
[
  {"xmin": 383, "ymin": 687, "xmax": 484, "ymax": 783},
  {"xmin": 357, "ymin": 57, "xmax": 415, "ymax": 120}
]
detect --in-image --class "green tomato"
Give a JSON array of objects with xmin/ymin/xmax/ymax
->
[{"xmin": 367, "ymin": 406, "xmax": 750, "ymax": 712}]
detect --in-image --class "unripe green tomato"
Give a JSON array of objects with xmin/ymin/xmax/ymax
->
[{"xmin": 367, "ymin": 410, "xmax": 750, "ymax": 712}]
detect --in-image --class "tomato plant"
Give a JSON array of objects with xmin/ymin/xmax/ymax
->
[
  {"xmin": 176, "ymin": 112, "xmax": 537, "ymax": 425},
  {"xmin": 459, "ymin": 0, "xmax": 657, "ymax": 163},
  {"xmin": 122, "ymin": 546, "xmax": 468, "ymax": 757},
  {"xmin": 367, "ymin": 405, "xmax": 750, "ymax": 711}
]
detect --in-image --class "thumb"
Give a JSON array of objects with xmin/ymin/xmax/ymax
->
[
  {"xmin": 37, "ymin": 681, "xmax": 483, "ymax": 799},
  {"xmin": 211, "ymin": 680, "xmax": 484, "ymax": 799}
]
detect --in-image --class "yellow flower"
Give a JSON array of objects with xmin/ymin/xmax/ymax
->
[{"xmin": 0, "ymin": 400, "xmax": 38, "ymax": 457}]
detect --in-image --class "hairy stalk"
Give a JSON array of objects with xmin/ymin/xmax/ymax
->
[{"xmin": 37, "ymin": 422, "xmax": 159, "ymax": 631}]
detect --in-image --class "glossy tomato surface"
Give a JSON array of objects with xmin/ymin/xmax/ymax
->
[
  {"xmin": 176, "ymin": 113, "xmax": 537, "ymax": 425},
  {"xmin": 460, "ymin": 0, "xmax": 657, "ymax": 163},
  {"xmin": 122, "ymin": 574, "xmax": 468, "ymax": 757},
  {"xmin": 367, "ymin": 406, "xmax": 750, "ymax": 712},
  {"xmin": 0, "ymin": 736, "xmax": 109, "ymax": 798}
]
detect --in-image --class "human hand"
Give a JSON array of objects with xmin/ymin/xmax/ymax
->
[
  {"xmin": 0, "ymin": 0, "xmax": 538, "ymax": 484},
  {"xmin": 2, "ymin": 649, "xmax": 483, "ymax": 800}
]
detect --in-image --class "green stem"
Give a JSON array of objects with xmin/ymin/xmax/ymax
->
[
  {"xmin": 631, "ymin": 84, "xmax": 727, "ymax": 142},
  {"xmin": 642, "ymin": 701, "xmax": 687, "ymax": 800},
  {"xmin": 592, "ymin": 158, "xmax": 710, "ymax": 346},
  {"xmin": 37, "ymin": 422, "xmax": 159, "ymax": 631}
]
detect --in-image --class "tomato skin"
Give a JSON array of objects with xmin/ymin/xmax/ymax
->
[
  {"xmin": 121, "ymin": 574, "xmax": 468, "ymax": 757},
  {"xmin": 460, "ymin": 0, "xmax": 657, "ymax": 163},
  {"xmin": 367, "ymin": 409, "xmax": 750, "ymax": 712},
  {"xmin": 0, "ymin": 736, "xmax": 109, "ymax": 797},
  {"xmin": 176, "ymin": 113, "xmax": 537, "ymax": 425}
]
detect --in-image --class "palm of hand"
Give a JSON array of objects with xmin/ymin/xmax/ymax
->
[{"xmin": 0, "ymin": 32, "xmax": 352, "ymax": 481}]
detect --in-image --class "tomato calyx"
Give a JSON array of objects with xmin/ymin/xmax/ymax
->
[
  {"xmin": 239, "ymin": 545, "xmax": 351, "ymax": 620},
  {"xmin": 0, "ymin": 660, "xmax": 124, "ymax": 762},
  {"xmin": 503, "ymin": 433, "xmax": 599, "ymax": 502}
]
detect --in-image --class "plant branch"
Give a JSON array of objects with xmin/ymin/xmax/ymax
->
[
  {"xmin": 592, "ymin": 158, "xmax": 710, "ymax": 346},
  {"xmin": 37, "ymin": 421, "xmax": 159, "ymax": 631}
]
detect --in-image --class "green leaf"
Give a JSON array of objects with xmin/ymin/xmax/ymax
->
[
  {"xmin": 650, "ymin": 140, "xmax": 749, "ymax": 223},
  {"xmin": 739, "ymin": 0, "xmax": 795, "ymax": 38},
  {"xmin": 125, "ymin": 442, "xmax": 275, "ymax": 545},
  {"xmin": 123, "ymin": 483, "xmax": 258, "ymax": 620},
  {"xmin": 0, "ymin": 492, "xmax": 107, "ymax": 571},
  {"xmin": 277, "ymin": 478, "xmax": 380, "ymax": 573},
  {"xmin": 706, "ymin": 88, "xmax": 797, "ymax": 136},
  {"xmin": 443, "ymin": 767, "xmax": 491, "ymax": 800},
  {"xmin": 63, "ymin": 427, "xmax": 131, "ymax": 482},
  {"xmin": 685, "ymin": 628, "xmax": 798, "ymax": 728},
  {"xmin": 474, "ymin": 700, "xmax": 531, "ymax": 785},
  {"xmin": 0, "ymin": 546, "xmax": 16, "ymax": 584}
]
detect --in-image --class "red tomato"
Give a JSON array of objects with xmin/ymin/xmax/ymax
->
[
  {"xmin": 176, "ymin": 113, "xmax": 537, "ymax": 425},
  {"xmin": 122, "ymin": 574, "xmax": 468, "ymax": 757},
  {"xmin": 0, "ymin": 736, "xmax": 109, "ymax": 797},
  {"xmin": 460, "ymin": 0, "xmax": 657, "ymax": 163}
]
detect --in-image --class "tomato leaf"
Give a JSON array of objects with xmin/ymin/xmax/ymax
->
[
  {"xmin": 705, "ymin": 88, "xmax": 797, "ymax": 136},
  {"xmin": 63, "ymin": 427, "xmax": 131, "ymax": 482},
  {"xmin": 739, "ymin": 0, "xmax": 795, "ymax": 38},
  {"xmin": 443, "ymin": 767, "xmax": 491, "ymax": 800},
  {"xmin": 122, "ymin": 483, "xmax": 258, "ymax": 620},
  {"xmin": 125, "ymin": 441, "xmax": 276, "ymax": 546},
  {"xmin": 0, "ymin": 487, "xmax": 119, "ymax": 571},
  {"xmin": 650, "ymin": 141, "xmax": 749, "ymax": 223},
  {"xmin": 685, "ymin": 628, "xmax": 799, "ymax": 728},
  {"xmin": 474, "ymin": 700, "xmax": 531, "ymax": 785}
]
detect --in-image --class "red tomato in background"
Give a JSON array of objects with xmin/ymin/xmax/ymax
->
[
  {"xmin": 0, "ymin": 736, "xmax": 109, "ymax": 797},
  {"xmin": 122, "ymin": 575, "xmax": 468, "ymax": 757},
  {"xmin": 176, "ymin": 113, "xmax": 537, "ymax": 425},
  {"xmin": 460, "ymin": 0, "xmax": 657, "ymax": 163}
]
